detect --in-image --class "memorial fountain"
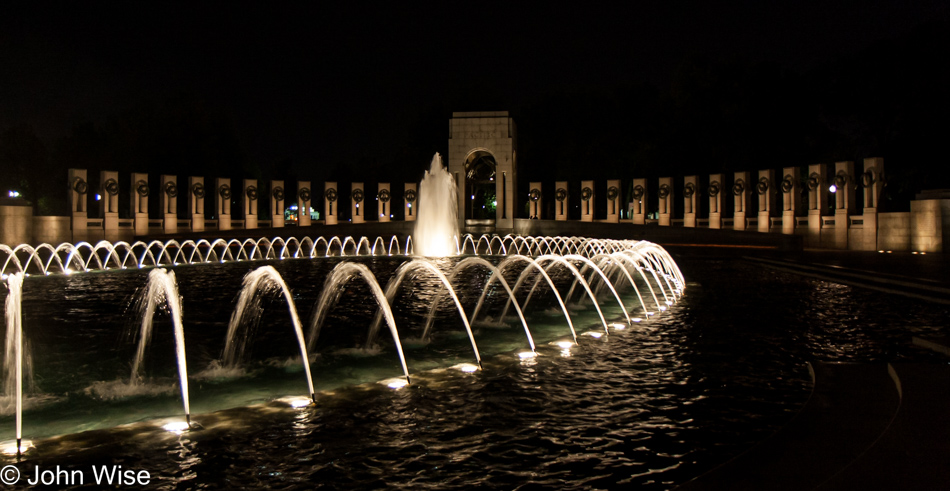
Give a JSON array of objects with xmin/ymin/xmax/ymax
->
[{"xmin": 0, "ymin": 154, "xmax": 695, "ymax": 487}]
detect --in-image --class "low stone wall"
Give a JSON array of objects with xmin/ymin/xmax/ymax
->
[
  {"xmin": 910, "ymin": 199, "xmax": 950, "ymax": 252},
  {"xmin": 0, "ymin": 200, "xmax": 33, "ymax": 247},
  {"xmin": 877, "ymin": 212, "xmax": 912, "ymax": 251},
  {"xmin": 31, "ymin": 216, "xmax": 72, "ymax": 245}
]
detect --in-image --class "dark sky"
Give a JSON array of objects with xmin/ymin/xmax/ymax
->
[{"xmin": 2, "ymin": 1, "xmax": 948, "ymax": 176}]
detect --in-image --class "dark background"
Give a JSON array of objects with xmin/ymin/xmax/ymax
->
[{"xmin": 2, "ymin": 2, "xmax": 948, "ymax": 217}]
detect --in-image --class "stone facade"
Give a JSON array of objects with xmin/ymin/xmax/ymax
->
[{"xmin": 447, "ymin": 111, "xmax": 517, "ymax": 231}]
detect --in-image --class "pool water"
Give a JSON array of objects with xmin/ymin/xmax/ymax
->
[{"xmin": 1, "ymin": 255, "xmax": 947, "ymax": 489}]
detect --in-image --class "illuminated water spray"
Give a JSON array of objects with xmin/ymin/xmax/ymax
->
[{"xmin": 414, "ymin": 153, "xmax": 459, "ymax": 256}]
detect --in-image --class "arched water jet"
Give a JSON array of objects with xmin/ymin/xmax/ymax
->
[
  {"xmin": 366, "ymin": 258, "xmax": 484, "ymax": 366},
  {"xmin": 530, "ymin": 255, "xmax": 611, "ymax": 333},
  {"xmin": 307, "ymin": 262, "xmax": 412, "ymax": 384},
  {"xmin": 221, "ymin": 266, "xmax": 317, "ymax": 401},
  {"xmin": 558, "ymin": 254, "xmax": 636, "ymax": 323},
  {"xmin": 129, "ymin": 269, "xmax": 191, "ymax": 425},
  {"xmin": 466, "ymin": 255, "xmax": 578, "ymax": 343},
  {"xmin": 416, "ymin": 256, "xmax": 536, "ymax": 353}
]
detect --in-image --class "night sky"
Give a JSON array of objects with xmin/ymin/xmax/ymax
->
[{"xmin": 2, "ymin": 2, "xmax": 949, "ymax": 212}]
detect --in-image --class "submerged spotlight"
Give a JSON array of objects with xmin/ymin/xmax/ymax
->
[
  {"xmin": 162, "ymin": 421, "xmax": 190, "ymax": 433},
  {"xmin": 453, "ymin": 363, "xmax": 479, "ymax": 373},
  {"xmin": 518, "ymin": 351, "xmax": 537, "ymax": 359},
  {"xmin": 383, "ymin": 377, "xmax": 409, "ymax": 389}
]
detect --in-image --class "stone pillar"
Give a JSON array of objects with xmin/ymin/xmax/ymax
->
[
  {"xmin": 68, "ymin": 169, "xmax": 90, "ymax": 241},
  {"xmin": 756, "ymin": 169, "xmax": 776, "ymax": 233},
  {"xmin": 708, "ymin": 174, "xmax": 723, "ymax": 229},
  {"xmin": 132, "ymin": 173, "xmax": 150, "ymax": 236},
  {"xmin": 780, "ymin": 167, "xmax": 799, "ymax": 235},
  {"xmin": 683, "ymin": 176, "xmax": 698, "ymax": 227},
  {"xmin": 161, "ymin": 175, "xmax": 178, "ymax": 234},
  {"xmin": 631, "ymin": 178, "xmax": 647, "ymax": 225},
  {"xmin": 216, "ymin": 178, "xmax": 232, "ymax": 231},
  {"xmin": 350, "ymin": 182, "xmax": 365, "ymax": 224},
  {"xmin": 806, "ymin": 164, "xmax": 828, "ymax": 248},
  {"xmin": 324, "ymin": 182, "xmax": 339, "ymax": 225},
  {"xmin": 606, "ymin": 179, "xmax": 621, "ymax": 223},
  {"xmin": 833, "ymin": 161, "xmax": 855, "ymax": 249},
  {"xmin": 270, "ymin": 180, "xmax": 285, "ymax": 228},
  {"xmin": 243, "ymin": 179, "xmax": 258, "ymax": 229},
  {"xmin": 100, "ymin": 170, "xmax": 120, "ymax": 240},
  {"xmin": 732, "ymin": 171, "xmax": 750, "ymax": 231},
  {"xmin": 297, "ymin": 181, "xmax": 312, "ymax": 227},
  {"xmin": 377, "ymin": 183, "xmax": 391, "ymax": 222},
  {"xmin": 862, "ymin": 157, "xmax": 885, "ymax": 250},
  {"xmin": 188, "ymin": 177, "xmax": 205, "ymax": 232},
  {"xmin": 658, "ymin": 177, "xmax": 674, "ymax": 226},
  {"xmin": 580, "ymin": 180, "xmax": 594, "ymax": 222},
  {"xmin": 554, "ymin": 181, "xmax": 568, "ymax": 221},
  {"xmin": 404, "ymin": 183, "xmax": 417, "ymax": 222},
  {"xmin": 528, "ymin": 181, "xmax": 542, "ymax": 219}
]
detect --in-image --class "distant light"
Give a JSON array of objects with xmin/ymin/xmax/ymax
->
[
  {"xmin": 95, "ymin": 194, "xmax": 102, "ymax": 201},
  {"xmin": 921, "ymin": 252, "xmax": 927, "ymax": 255},
  {"xmin": 886, "ymin": 250, "xmax": 893, "ymax": 254},
  {"xmin": 471, "ymin": 195, "xmax": 475, "ymax": 199},
  {"xmin": 878, "ymin": 250, "xmax": 885, "ymax": 253},
  {"xmin": 7, "ymin": 190, "xmax": 20, "ymax": 198},
  {"xmin": 492, "ymin": 201, "xmax": 497, "ymax": 207},
  {"xmin": 828, "ymin": 184, "xmax": 837, "ymax": 193}
]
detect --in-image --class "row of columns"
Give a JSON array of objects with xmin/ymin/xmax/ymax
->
[
  {"xmin": 526, "ymin": 158, "xmax": 885, "ymax": 248},
  {"xmin": 65, "ymin": 170, "xmax": 425, "ymax": 237}
]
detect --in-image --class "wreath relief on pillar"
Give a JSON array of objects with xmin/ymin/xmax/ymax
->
[
  {"xmin": 191, "ymin": 182, "xmax": 206, "ymax": 199},
  {"xmin": 580, "ymin": 187, "xmax": 593, "ymax": 201},
  {"xmin": 164, "ymin": 181, "xmax": 178, "ymax": 198},
  {"xmin": 683, "ymin": 182, "xmax": 696, "ymax": 198},
  {"xmin": 104, "ymin": 178, "xmax": 119, "ymax": 196}
]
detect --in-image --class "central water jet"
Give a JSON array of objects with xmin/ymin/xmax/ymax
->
[{"xmin": 414, "ymin": 153, "xmax": 459, "ymax": 256}]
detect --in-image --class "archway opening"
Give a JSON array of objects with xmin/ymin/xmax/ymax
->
[{"xmin": 465, "ymin": 151, "xmax": 497, "ymax": 221}]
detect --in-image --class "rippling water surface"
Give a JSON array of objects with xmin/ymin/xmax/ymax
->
[{"xmin": 1, "ymin": 255, "xmax": 947, "ymax": 489}]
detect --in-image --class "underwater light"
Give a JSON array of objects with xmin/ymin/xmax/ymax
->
[
  {"xmin": 556, "ymin": 341, "xmax": 574, "ymax": 349},
  {"xmin": 631, "ymin": 317, "xmax": 643, "ymax": 323},
  {"xmin": 518, "ymin": 351, "xmax": 537, "ymax": 359},
  {"xmin": 658, "ymin": 306, "xmax": 668, "ymax": 311},
  {"xmin": 162, "ymin": 421, "xmax": 190, "ymax": 433},
  {"xmin": 289, "ymin": 398, "xmax": 311, "ymax": 408},
  {"xmin": 610, "ymin": 323, "xmax": 626, "ymax": 330},
  {"xmin": 383, "ymin": 377, "xmax": 409, "ymax": 389},
  {"xmin": 584, "ymin": 331, "xmax": 603, "ymax": 339},
  {"xmin": 453, "ymin": 363, "xmax": 479, "ymax": 373},
  {"xmin": 1, "ymin": 439, "xmax": 32, "ymax": 455}
]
